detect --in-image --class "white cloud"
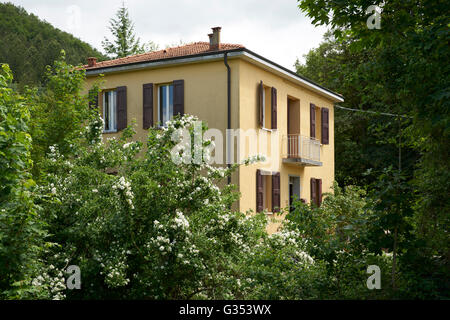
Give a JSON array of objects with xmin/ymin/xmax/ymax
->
[{"xmin": 4, "ymin": 0, "xmax": 327, "ymax": 70}]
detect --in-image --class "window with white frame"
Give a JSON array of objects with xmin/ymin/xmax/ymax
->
[
  {"xmin": 158, "ymin": 84, "xmax": 174, "ymax": 126},
  {"xmin": 103, "ymin": 90, "xmax": 117, "ymax": 132}
]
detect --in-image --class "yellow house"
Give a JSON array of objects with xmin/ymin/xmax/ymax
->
[{"xmin": 84, "ymin": 27, "xmax": 344, "ymax": 232}]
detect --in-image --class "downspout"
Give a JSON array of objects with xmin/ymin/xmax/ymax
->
[{"xmin": 224, "ymin": 52, "xmax": 231, "ymax": 185}]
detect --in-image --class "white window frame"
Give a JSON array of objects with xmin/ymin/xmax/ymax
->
[
  {"xmin": 103, "ymin": 90, "xmax": 117, "ymax": 133},
  {"xmin": 158, "ymin": 84, "xmax": 173, "ymax": 127}
]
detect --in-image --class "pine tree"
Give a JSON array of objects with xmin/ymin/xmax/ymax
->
[{"xmin": 102, "ymin": 3, "xmax": 146, "ymax": 58}]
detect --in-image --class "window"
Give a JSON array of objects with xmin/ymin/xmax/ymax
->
[
  {"xmin": 158, "ymin": 84, "xmax": 174, "ymax": 126},
  {"xmin": 263, "ymin": 174, "xmax": 272, "ymax": 211},
  {"xmin": 315, "ymin": 106, "xmax": 321, "ymax": 141},
  {"xmin": 258, "ymin": 81, "xmax": 277, "ymax": 130},
  {"xmin": 310, "ymin": 104, "xmax": 329, "ymax": 144},
  {"xmin": 289, "ymin": 176, "xmax": 300, "ymax": 212},
  {"xmin": 256, "ymin": 170, "xmax": 280, "ymax": 213},
  {"xmin": 310, "ymin": 178, "xmax": 322, "ymax": 207},
  {"xmin": 103, "ymin": 90, "xmax": 117, "ymax": 132}
]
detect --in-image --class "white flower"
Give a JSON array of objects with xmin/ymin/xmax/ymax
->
[{"xmin": 173, "ymin": 211, "xmax": 189, "ymax": 229}]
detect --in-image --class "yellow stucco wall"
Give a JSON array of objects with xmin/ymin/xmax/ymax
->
[
  {"xmin": 84, "ymin": 56, "xmax": 336, "ymax": 233},
  {"xmin": 236, "ymin": 60, "xmax": 335, "ymax": 233},
  {"xmin": 84, "ymin": 59, "xmax": 240, "ymax": 188}
]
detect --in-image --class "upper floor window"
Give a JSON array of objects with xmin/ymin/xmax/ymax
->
[
  {"xmin": 158, "ymin": 84, "xmax": 174, "ymax": 126},
  {"xmin": 258, "ymin": 81, "xmax": 277, "ymax": 130},
  {"xmin": 103, "ymin": 90, "xmax": 117, "ymax": 132},
  {"xmin": 310, "ymin": 103, "xmax": 329, "ymax": 145}
]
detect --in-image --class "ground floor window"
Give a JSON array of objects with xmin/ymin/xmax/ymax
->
[
  {"xmin": 289, "ymin": 176, "xmax": 300, "ymax": 212},
  {"xmin": 310, "ymin": 177, "xmax": 322, "ymax": 207},
  {"xmin": 256, "ymin": 170, "xmax": 280, "ymax": 213}
]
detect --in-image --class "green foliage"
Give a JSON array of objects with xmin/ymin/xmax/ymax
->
[
  {"xmin": 27, "ymin": 51, "xmax": 99, "ymax": 179},
  {"xmin": 35, "ymin": 109, "xmax": 270, "ymax": 299},
  {"xmin": 297, "ymin": 0, "xmax": 450, "ymax": 298},
  {"xmin": 286, "ymin": 184, "xmax": 393, "ymax": 299},
  {"xmin": 102, "ymin": 4, "xmax": 152, "ymax": 59},
  {"xmin": 0, "ymin": 2, "xmax": 106, "ymax": 87},
  {"xmin": 295, "ymin": 32, "xmax": 418, "ymax": 187},
  {"xmin": 238, "ymin": 229, "xmax": 328, "ymax": 299},
  {"xmin": 0, "ymin": 63, "xmax": 49, "ymax": 299}
]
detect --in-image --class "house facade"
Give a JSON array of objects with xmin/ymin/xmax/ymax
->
[{"xmin": 84, "ymin": 27, "xmax": 344, "ymax": 233}]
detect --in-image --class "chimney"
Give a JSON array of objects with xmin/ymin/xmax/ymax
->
[
  {"xmin": 208, "ymin": 27, "xmax": 221, "ymax": 50},
  {"xmin": 87, "ymin": 57, "xmax": 97, "ymax": 67}
]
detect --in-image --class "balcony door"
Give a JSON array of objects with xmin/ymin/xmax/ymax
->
[{"xmin": 287, "ymin": 98, "xmax": 300, "ymax": 157}]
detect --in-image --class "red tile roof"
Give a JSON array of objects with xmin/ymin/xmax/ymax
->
[{"xmin": 84, "ymin": 42, "xmax": 244, "ymax": 70}]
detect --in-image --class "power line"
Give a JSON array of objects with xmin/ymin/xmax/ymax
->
[
  {"xmin": 335, "ymin": 105, "xmax": 412, "ymax": 118},
  {"xmin": 335, "ymin": 104, "xmax": 408, "ymax": 173}
]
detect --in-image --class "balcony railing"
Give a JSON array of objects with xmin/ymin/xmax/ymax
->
[{"xmin": 282, "ymin": 134, "xmax": 321, "ymax": 166}]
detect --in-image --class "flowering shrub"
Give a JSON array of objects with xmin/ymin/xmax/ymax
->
[
  {"xmin": 238, "ymin": 228, "xmax": 328, "ymax": 299},
  {"xmin": 36, "ymin": 110, "xmax": 271, "ymax": 299}
]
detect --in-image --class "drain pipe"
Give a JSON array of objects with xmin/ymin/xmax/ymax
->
[{"xmin": 224, "ymin": 52, "xmax": 231, "ymax": 184}]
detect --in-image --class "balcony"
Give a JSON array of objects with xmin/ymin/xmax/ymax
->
[{"xmin": 282, "ymin": 134, "xmax": 322, "ymax": 166}]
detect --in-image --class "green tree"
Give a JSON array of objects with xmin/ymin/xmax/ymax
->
[
  {"xmin": 285, "ymin": 184, "xmax": 393, "ymax": 299},
  {"xmin": 297, "ymin": 0, "xmax": 450, "ymax": 298},
  {"xmin": 294, "ymin": 32, "xmax": 418, "ymax": 187},
  {"xmin": 102, "ymin": 3, "xmax": 147, "ymax": 58},
  {"xmin": 0, "ymin": 64, "xmax": 50, "ymax": 299},
  {"xmin": 0, "ymin": 3, "xmax": 106, "ymax": 87},
  {"xmin": 27, "ymin": 51, "xmax": 100, "ymax": 179}
]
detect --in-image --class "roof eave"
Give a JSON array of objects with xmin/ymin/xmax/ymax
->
[{"xmin": 85, "ymin": 48, "xmax": 344, "ymax": 103}]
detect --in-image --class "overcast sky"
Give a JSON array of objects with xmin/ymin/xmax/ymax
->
[{"xmin": 5, "ymin": 0, "xmax": 327, "ymax": 70}]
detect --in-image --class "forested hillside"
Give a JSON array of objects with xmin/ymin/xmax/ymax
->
[{"xmin": 0, "ymin": 2, "xmax": 106, "ymax": 86}]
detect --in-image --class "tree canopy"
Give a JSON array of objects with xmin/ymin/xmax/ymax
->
[
  {"xmin": 296, "ymin": 0, "xmax": 450, "ymax": 296},
  {"xmin": 0, "ymin": 3, "xmax": 106, "ymax": 87},
  {"xmin": 102, "ymin": 3, "xmax": 158, "ymax": 59}
]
